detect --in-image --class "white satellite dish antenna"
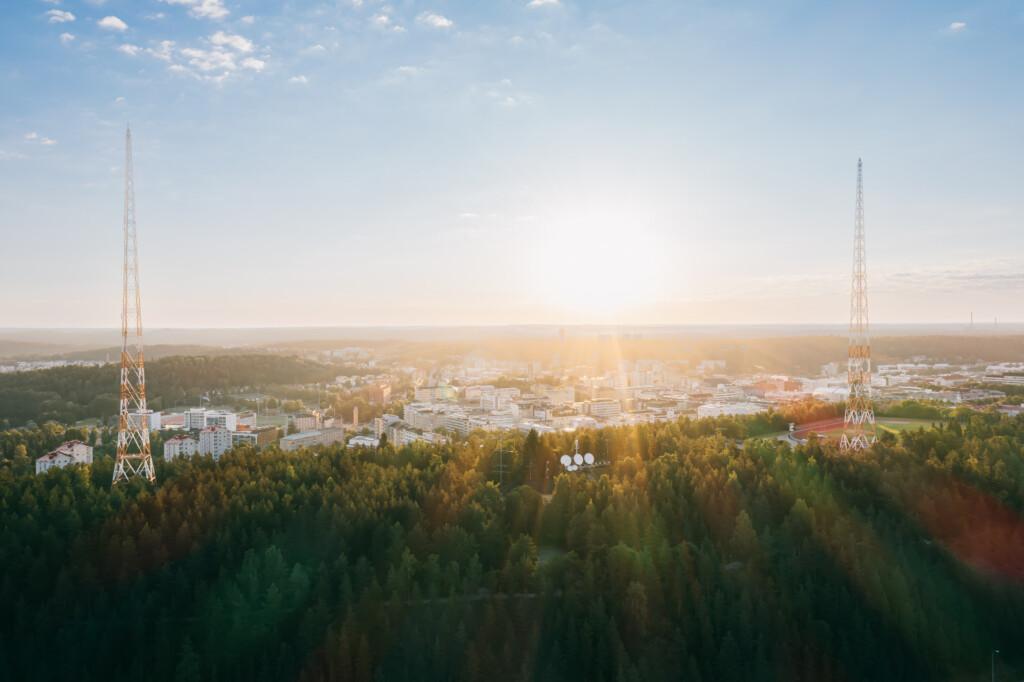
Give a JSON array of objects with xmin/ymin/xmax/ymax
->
[
  {"xmin": 560, "ymin": 454, "xmax": 572, "ymax": 467},
  {"xmin": 573, "ymin": 453, "xmax": 583, "ymax": 465},
  {"xmin": 568, "ymin": 464, "xmax": 578, "ymax": 472},
  {"xmin": 584, "ymin": 452, "xmax": 595, "ymax": 465}
]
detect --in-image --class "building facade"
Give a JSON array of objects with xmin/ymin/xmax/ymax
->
[
  {"xmin": 35, "ymin": 440, "xmax": 93, "ymax": 475},
  {"xmin": 163, "ymin": 434, "xmax": 198, "ymax": 460},
  {"xmin": 198, "ymin": 426, "xmax": 233, "ymax": 460}
]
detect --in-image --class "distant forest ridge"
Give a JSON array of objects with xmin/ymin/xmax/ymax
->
[
  {"xmin": 5, "ymin": 333, "xmax": 1024, "ymax": 374},
  {"xmin": 1, "ymin": 323, "xmax": 1023, "ymax": 357}
]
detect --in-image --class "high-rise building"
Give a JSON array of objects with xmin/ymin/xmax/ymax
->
[{"xmin": 198, "ymin": 426, "xmax": 233, "ymax": 460}]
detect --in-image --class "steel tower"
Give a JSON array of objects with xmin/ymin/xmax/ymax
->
[
  {"xmin": 840, "ymin": 158, "xmax": 877, "ymax": 452},
  {"xmin": 112, "ymin": 126, "xmax": 156, "ymax": 484}
]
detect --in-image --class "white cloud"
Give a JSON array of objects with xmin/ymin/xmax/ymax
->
[
  {"xmin": 210, "ymin": 31, "xmax": 253, "ymax": 52},
  {"xmin": 288, "ymin": 75, "xmax": 309, "ymax": 84},
  {"xmin": 25, "ymin": 132, "xmax": 57, "ymax": 145},
  {"xmin": 527, "ymin": 0, "xmax": 560, "ymax": 7},
  {"xmin": 126, "ymin": 33, "xmax": 266, "ymax": 83},
  {"xmin": 46, "ymin": 9, "xmax": 75, "ymax": 23},
  {"xmin": 59, "ymin": 32, "xmax": 75, "ymax": 45},
  {"xmin": 395, "ymin": 65, "xmax": 423, "ymax": 76},
  {"xmin": 371, "ymin": 13, "xmax": 406, "ymax": 32},
  {"xmin": 304, "ymin": 44, "xmax": 326, "ymax": 54},
  {"xmin": 241, "ymin": 15, "xmax": 255, "ymax": 24},
  {"xmin": 479, "ymin": 78, "xmax": 533, "ymax": 107},
  {"xmin": 0, "ymin": 150, "xmax": 28, "ymax": 161},
  {"xmin": 97, "ymin": 16, "xmax": 128, "ymax": 31},
  {"xmin": 182, "ymin": 46, "xmax": 237, "ymax": 71},
  {"xmin": 417, "ymin": 12, "xmax": 453, "ymax": 29},
  {"xmin": 949, "ymin": 21, "xmax": 967, "ymax": 33},
  {"xmin": 160, "ymin": 0, "xmax": 228, "ymax": 20},
  {"xmin": 118, "ymin": 44, "xmax": 142, "ymax": 55},
  {"xmin": 147, "ymin": 40, "xmax": 176, "ymax": 61},
  {"xmin": 114, "ymin": 96, "xmax": 126, "ymax": 103}
]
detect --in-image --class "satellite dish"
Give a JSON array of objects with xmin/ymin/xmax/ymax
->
[
  {"xmin": 568, "ymin": 464, "xmax": 578, "ymax": 472},
  {"xmin": 573, "ymin": 453, "xmax": 583, "ymax": 465},
  {"xmin": 584, "ymin": 452, "xmax": 595, "ymax": 465},
  {"xmin": 560, "ymin": 454, "xmax": 572, "ymax": 467}
]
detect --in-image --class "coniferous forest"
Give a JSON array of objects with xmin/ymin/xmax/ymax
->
[{"xmin": 2, "ymin": 412, "xmax": 1023, "ymax": 681}]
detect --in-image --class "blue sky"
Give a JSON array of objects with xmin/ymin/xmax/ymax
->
[{"xmin": 1, "ymin": 0, "xmax": 1022, "ymax": 327}]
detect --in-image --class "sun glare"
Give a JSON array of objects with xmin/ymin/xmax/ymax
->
[{"xmin": 529, "ymin": 208, "xmax": 667, "ymax": 320}]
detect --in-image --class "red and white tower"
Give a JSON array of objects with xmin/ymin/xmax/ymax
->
[
  {"xmin": 112, "ymin": 126, "xmax": 156, "ymax": 484},
  {"xmin": 840, "ymin": 158, "xmax": 877, "ymax": 452}
]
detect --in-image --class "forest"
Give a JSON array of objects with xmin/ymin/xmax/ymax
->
[
  {"xmin": 0, "ymin": 354, "xmax": 337, "ymax": 428},
  {"xmin": 1, "ymin": 409, "xmax": 1022, "ymax": 681}
]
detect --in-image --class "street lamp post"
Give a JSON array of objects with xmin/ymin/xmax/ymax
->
[{"xmin": 991, "ymin": 648, "xmax": 999, "ymax": 682}]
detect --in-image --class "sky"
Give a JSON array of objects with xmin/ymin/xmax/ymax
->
[{"xmin": 0, "ymin": 0, "xmax": 1022, "ymax": 328}]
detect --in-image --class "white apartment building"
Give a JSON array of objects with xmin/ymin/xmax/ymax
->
[
  {"xmin": 185, "ymin": 408, "xmax": 239, "ymax": 432},
  {"xmin": 714, "ymin": 384, "xmax": 746, "ymax": 402},
  {"xmin": 127, "ymin": 410, "xmax": 161, "ymax": 431},
  {"xmin": 443, "ymin": 413, "xmax": 471, "ymax": 436},
  {"xmin": 588, "ymin": 399, "xmax": 622, "ymax": 419},
  {"xmin": 35, "ymin": 440, "xmax": 93, "ymax": 475},
  {"xmin": 414, "ymin": 385, "xmax": 457, "ymax": 402},
  {"xmin": 463, "ymin": 385, "xmax": 494, "ymax": 402},
  {"xmin": 697, "ymin": 402, "xmax": 768, "ymax": 419},
  {"xmin": 347, "ymin": 435, "xmax": 380, "ymax": 449},
  {"xmin": 198, "ymin": 426, "xmax": 233, "ymax": 460},
  {"xmin": 403, "ymin": 402, "xmax": 458, "ymax": 431},
  {"xmin": 485, "ymin": 409, "xmax": 517, "ymax": 429},
  {"xmin": 480, "ymin": 387, "xmax": 521, "ymax": 411},
  {"xmin": 385, "ymin": 426, "xmax": 447, "ymax": 447},
  {"xmin": 163, "ymin": 434, "xmax": 198, "ymax": 460},
  {"xmin": 291, "ymin": 412, "xmax": 321, "ymax": 433},
  {"xmin": 184, "ymin": 407, "xmax": 208, "ymax": 430},
  {"xmin": 204, "ymin": 410, "xmax": 238, "ymax": 431}
]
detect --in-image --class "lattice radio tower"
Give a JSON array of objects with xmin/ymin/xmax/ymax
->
[
  {"xmin": 112, "ymin": 126, "xmax": 156, "ymax": 484},
  {"xmin": 840, "ymin": 158, "xmax": 877, "ymax": 452}
]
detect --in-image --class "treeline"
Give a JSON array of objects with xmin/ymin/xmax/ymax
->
[
  {"xmin": 469, "ymin": 334, "xmax": 1024, "ymax": 374},
  {"xmin": 1, "ymin": 410, "xmax": 1022, "ymax": 681},
  {"xmin": 0, "ymin": 354, "xmax": 337, "ymax": 427}
]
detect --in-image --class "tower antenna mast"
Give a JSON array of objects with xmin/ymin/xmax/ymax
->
[
  {"xmin": 113, "ymin": 126, "xmax": 156, "ymax": 484},
  {"xmin": 840, "ymin": 158, "xmax": 877, "ymax": 452}
]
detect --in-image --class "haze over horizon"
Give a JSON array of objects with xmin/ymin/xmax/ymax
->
[{"xmin": 2, "ymin": 0, "xmax": 1023, "ymax": 328}]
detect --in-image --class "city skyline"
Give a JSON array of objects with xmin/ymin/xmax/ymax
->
[{"xmin": 2, "ymin": 1, "xmax": 1023, "ymax": 327}]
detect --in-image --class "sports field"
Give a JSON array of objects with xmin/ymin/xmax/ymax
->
[{"xmin": 793, "ymin": 417, "xmax": 937, "ymax": 440}]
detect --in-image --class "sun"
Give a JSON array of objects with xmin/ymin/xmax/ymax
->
[{"xmin": 528, "ymin": 209, "xmax": 666, "ymax": 320}]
